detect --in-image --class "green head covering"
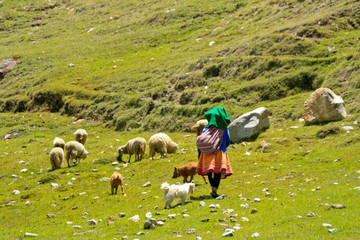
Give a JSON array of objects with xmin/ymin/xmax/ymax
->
[{"xmin": 204, "ymin": 106, "xmax": 230, "ymax": 130}]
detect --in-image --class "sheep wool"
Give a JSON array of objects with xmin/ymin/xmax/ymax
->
[
  {"xmin": 74, "ymin": 129, "xmax": 88, "ymax": 145},
  {"xmin": 49, "ymin": 147, "xmax": 64, "ymax": 170},
  {"xmin": 64, "ymin": 141, "xmax": 88, "ymax": 167},
  {"xmin": 53, "ymin": 137, "xmax": 65, "ymax": 149},
  {"xmin": 148, "ymin": 133, "xmax": 178, "ymax": 160},
  {"xmin": 191, "ymin": 119, "xmax": 209, "ymax": 136},
  {"xmin": 117, "ymin": 137, "xmax": 146, "ymax": 163}
]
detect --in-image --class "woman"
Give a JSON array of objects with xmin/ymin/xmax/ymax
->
[{"xmin": 196, "ymin": 106, "xmax": 233, "ymax": 198}]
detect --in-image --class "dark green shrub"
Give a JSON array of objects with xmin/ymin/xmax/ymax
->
[{"xmin": 203, "ymin": 65, "xmax": 220, "ymax": 78}]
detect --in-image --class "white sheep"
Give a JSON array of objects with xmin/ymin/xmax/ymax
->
[
  {"xmin": 74, "ymin": 129, "xmax": 88, "ymax": 145},
  {"xmin": 148, "ymin": 133, "xmax": 178, "ymax": 160},
  {"xmin": 49, "ymin": 147, "xmax": 64, "ymax": 170},
  {"xmin": 191, "ymin": 119, "xmax": 208, "ymax": 136},
  {"xmin": 117, "ymin": 137, "xmax": 146, "ymax": 163},
  {"xmin": 52, "ymin": 137, "xmax": 65, "ymax": 149},
  {"xmin": 64, "ymin": 141, "xmax": 89, "ymax": 167}
]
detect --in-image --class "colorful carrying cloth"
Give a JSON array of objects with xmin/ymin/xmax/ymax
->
[
  {"xmin": 196, "ymin": 150, "xmax": 233, "ymax": 177},
  {"xmin": 205, "ymin": 106, "xmax": 230, "ymax": 130},
  {"xmin": 196, "ymin": 126, "xmax": 224, "ymax": 155}
]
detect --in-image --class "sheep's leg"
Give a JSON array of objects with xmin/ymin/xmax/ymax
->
[
  {"xmin": 181, "ymin": 196, "xmax": 187, "ymax": 205},
  {"xmin": 164, "ymin": 200, "xmax": 172, "ymax": 209},
  {"xmin": 128, "ymin": 155, "xmax": 131, "ymax": 163},
  {"xmin": 51, "ymin": 160, "xmax": 56, "ymax": 170},
  {"xmin": 69, "ymin": 156, "xmax": 74, "ymax": 167},
  {"xmin": 149, "ymin": 148, "xmax": 155, "ymax": 160},
  {"xmin": 161, "ymin": 148, "xmax": 167, "ymax": 158},
  {"xmin": 121, "ymin": 184, "xmax": 125, "ymax": 195}
]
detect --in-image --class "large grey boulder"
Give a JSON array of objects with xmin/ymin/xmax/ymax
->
[
  {"xmin": 229, "ymin": 107, "xmax": 270, "ymax": 143},
  {"xmin": 304, "ymin": 88, "xmax": 346, "ymax": 123}
]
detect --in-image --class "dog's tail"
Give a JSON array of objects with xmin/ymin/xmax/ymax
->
[{"xmin": 161, "ymin": 182, "xmax": 170, "ymax": 193}]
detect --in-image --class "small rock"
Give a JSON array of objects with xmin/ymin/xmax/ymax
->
[
  {"xmin": 233, "ymin": 226, "xmax": 242, "ymax": 230},
  {"xmin": 78, "ymin": 192, "xmax": 86, "ymax": 195},
  {"xmin": 25, "ymin": 201, "xmax": 31, "ymax": 206},
  {"xmin": 154, "ymin": 206, "xmax": 158, "ymax": 210},
  {"xmin": 72, "ymin": 225, "xmax": 83, "ymax": 229},
  {"xmin": 201, "ymin": 218, "xmax": 210, "ymax": 222},
  {"xmin": 122, "ymin": 236, "xmax": 129, "ymax": 239},
  {"xmin": 168, "ymin": 214, "xmax": 176, "ymax": 219},
  {"xmin": 6, "ymin": 200, "xmax": 16, "ymax": 206},
  {"xmin": 185, "ymin": 228, "xmax": 196, "ymax": 234},
  {"xmin": 242, "ymin": 217, "xmax": 249, "ymax": 222},
  {"xmin": 265, "ymin": 192, "xmax": 271, "ymax": 197},
  {"xmin": 46, "ymin": 214, "xmax": 56, "ymax": 218},
  {"xmin": 87, "ymin": 219, "xmax": 97, "ymax": 225},
  {"xmin": 12, "ymin": 190, "xmax": 20, "ymax": 195},
  {"xmin": 11, "ymin": 174, "xmax": 18, "ymax": 178},
  {"xmin": 142, "ymin": 181, "xmax": 151, "ymax": 187},
  {"xmin": 331, "ymin": 204, "xmax": 345, "ymax": 209},
  {"xmin": 195, "ymin": 236, "xmax": 202, "ymax": 240},
  {"xmin": 307, "ymin": 212, "xmax": 315, "ymax": 217},
  {"xmin": 138, "ymin": 205, "xmax": 143, "ymax": 208},
  {"xmin": 230, "ymin": 218, "xmax": 237, "ymax": 223},
  {"xmin": 118, "ymin": 213, "xmax": 125, "ymax": 217},
  {"xmin": 251, "ymin": 208, "xmax": 258, "ymax": 214},
  {"xmin": 209, "ymin": 204, "xmax": 216, "ymax": 208},
  {"xmin": 128, "ymin": 215, "xmax": 140, "ymax": 222},
  {"xmin": 94, "ymin": 196, "xmax": 99, "ymax": 200},
  {"xmin": 92, "ymin": 169, "xmax": 98, "ymax": 172},
  {"xmin": 322, "ymin": 223, "xmax": 332, "ymax": 228},
  {"xmin": 183, "ymin": 214, "xmax": 190, "ymax": 218},
  {"xmin": 251, "ymin": 232, "xmax": 260, "ymax": 238},
  {"xmin": 216, "ymin": 194, "xmax": 225, "ymax": 200},
  {"xmin": 24, "ymin": 232, "xmax": 38, "ymax": 237},
  {"xmin": 145, "ymin": 212, "xmax": 152, "ymax": 218},
  {"xmin": 254, "ymin": 198, "xmax": 261, "ymax": 202},
  {"xmin": 67, "ymin": 182, "xmax": 73, "ymax": 186},
  {"xmin": 115, "ymin": 167, "xmax": 121, "ymax": 171},
  {"xmin": 68, "ymin": 63, "xmax": 75, "ymax": 67},
  {"xmin": 315, "ymin": 186, "xmax": 321, "ymax": 190},
  {"xmin": 144, "ymin": 220, "xmax": 155, "ymax": 230},
  {"xmin": 222, "ymin": 231, "xmax": 234, "ymax": 237},
  {"xmin": 112, "ymin": 162, "xmax": 119, "ymax": 166},
  {"xmin": 328, "ymin": 228, "xmax": 337, "ymax": 233},
  {"xmin": 100, "ymin": 177, "xmax": 110, "ymax": 182},
  {"xmin": 209, "ymin": 41, "xmax": 215, "ymax": 46},
  {"xmin": 157, "ymin": 221, "xmax": 164, "ymax": 226},
  {"xmin": 342, "ymin": 126, "xmax": 354, "ymax": 131},
  {"xmin": 50, "ymin": 183, "xmax": 58, "ymax": 188},
  {"xmin": 200, "ymin": 201, "xmax": 206, "ymax": 207},
  {"xmin": 297, "ymin": 215, "xmax": 304, "ymax": 219},
  {"xmin": 21, "ymin": 168, "xmax": 28, "ymax": 173},
  {"xmin": 290, "ymin": 193, "xmax": 297, "ymax": 197}
]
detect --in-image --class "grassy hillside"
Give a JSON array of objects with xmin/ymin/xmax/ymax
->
[
  {"xmin": 0, "ymin": 112, "xmax": 359, "ymax": 239},
  {"xmin": 0, "ymin": 0, "xmax": 359, "ymax": 131}
]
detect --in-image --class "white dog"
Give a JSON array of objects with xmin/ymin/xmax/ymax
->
[{"xmin": 161, "ymin": 182, "xmax": 195, "ymax": 209}]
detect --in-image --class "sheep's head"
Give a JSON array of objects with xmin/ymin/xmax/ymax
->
[
  {"xmin": 80, "ymin": 150, "xmax": 89, "ymax": 159},
  {"xmin": 172, "ymin": 167, "xmax": 180, "ymax": 178},
  {"xmin": 168, "ymin": 142, "xmax": 179, "ymax": 153},
  {"xmin": 117, "ymin": 146, "xmax": 124, "ymax": 161},
  {"xmin": 188, "ymin": 183, "xmax": 195, "ymax": 194}
]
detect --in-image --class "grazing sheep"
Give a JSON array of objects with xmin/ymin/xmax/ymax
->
[
  {"xmin": 191, "ymin": 119, "xmax": 208, "ymax": 136},
  {"xmin": 117, "ymin": 137, "xmax": 146, "ymax": 163},
  {"xmin": 148, "ymin": 133, "xmax": 178, "ymax": 160},
  {"xmin": 110, "ymin": 172, "xmax": 125, "ymax": 195},
  {"xmin": 74, "ymin": 129, "xmax": 88, "ymax": 145},
  {"xmin": 52, "ymin": 137, "xmax": 65, "ymax": 149},
  {"xmin": 64, "ymin": 141, "xmax": 88, "ymax": 167},
  {"xmin": 172, "ymin": 162, "xmax": 207, "ymax": 184},
  {"xmin": 49, "ymin": 147, "xmax": 64, "ymax": 170}
]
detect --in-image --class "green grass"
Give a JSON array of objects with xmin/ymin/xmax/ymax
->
[{"xmin": 0, "ymin": 112, "xmax": 359, "ymax": 239}]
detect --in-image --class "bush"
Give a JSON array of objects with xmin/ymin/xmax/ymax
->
[{"xmin": 316, "ymin": 126, "xmax": 342, "ymax": 139}]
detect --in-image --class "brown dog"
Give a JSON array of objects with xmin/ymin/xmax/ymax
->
[
  {"xmin": 110, "ymin": 172, "xmax": 125, "ymax": 195},
  {"xmin": 172, "ymin": 162, "xmax": 207, "ymax": 184}
]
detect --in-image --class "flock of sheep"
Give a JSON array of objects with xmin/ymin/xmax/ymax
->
[{"xmin": 48, "ymin": 119, "xmax": 209, "ymax": 197}]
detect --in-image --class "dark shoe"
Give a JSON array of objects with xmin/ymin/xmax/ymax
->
[{"xmin": 211, "ymin": 191, "xmax": 219, "ymax": 198}]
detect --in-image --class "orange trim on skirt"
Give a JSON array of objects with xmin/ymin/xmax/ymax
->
[{"xmin": 196, "ymin": 150, "xmax": 233, "ymax": 177}]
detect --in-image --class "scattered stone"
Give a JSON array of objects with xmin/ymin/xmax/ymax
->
[
  {"xmin": 112, "ymin": 162, "xmax": 119, "ymax": 166},
  {"xmin": 168, "ymin": 214, "xmax": 176, "ymax": 219},
  {"xmin": 304, "ymin": 88, "xmax": 346, "ymax": 123},
  {"xmin": 61, "ymin": 197, "xmax": 69, "ymax": 201},
  {"xmin": 144, "ymin": 220, "xmax": 155, "ymax": 230},
  {"xmin": 122, "ymin": 236, "xmax": 129, "ymax": 240},
  {"xmin": 307, "ymin": 212, "xmax": 315, "ymax": 217},
  {"xmin": 115, "ymin": 167, "xmax": 121, "ymax": 171},
  {"xmin": 251, "ymin": 208, "xmax": 258, "ymax": 214},
  {"xmin": 24, "ymin": 232, "xmax": 38, "ymax": 237},
  {"xmin": 46, "ymin": 214, "xmax": 56, "ymax": 218},
  {"xmin": 21, "ymin": 168, "xmax": 28, "ymax": 173},
  {"xmin": 118, "ymin": 213, "xmax": 125, "ymax": 217},
  {"xmin": 186, "ymin": 229, "xmax": 196, "ymax": 234},
  {"xmin": 12, "ymin": 190, "xmax": 20, "ymax": 195},
  {"xmin": 265, "ymin": 192, "xmax": 271, "ymax": 197},
  {"xmin": 230, "ymin": 218, "xmax": 237, "ymax": 223},
  {"xmin": 94, "ymin": 196, "xmax": 99, "ymax": 200},
  {"xmin": 128, "ymin": 215, "xmax": 140, "ymax": 222},
  {"xmin": 72, "ymin": 225, "xmax": 83, "ymax": 229},
  {"xmin": 242, "ymin": 217, "xmax": 249, "ymax": 222},
  {"xmin": 229, "ymin": 107, "xmax": 270, "ymax": 143},
  {"xmin": 136, "ymin": 232, "xmax": 145, "ymax": 236},
  {"xmin": 290, "ymin": 193, "xmax": 297, "ymax": 197},
  {"xmin": 145, "ymin": 212, "xmax": 152, "ymax": 218},
  {"xmin": 297, "ymin": 215, "xmax": 304, "ymax": 219},
  {"xmin": 11, "ymin": 174, "xmax": 18, "ymax": 178},
  {"xmin": 100, "ymin": 177, "xmax": 110, "ymax": 182},
  {"xmin": 50, "ymin": 183, "xmax": 58, "ymax": 188},
  {"xmin": 138, "ymin": 205, "xmax": 143, "ymax": 208},
  {"xmin": 254, "ymin": 198, "xmax": 261, "ymax": 202},
  {"xmin": 87, "ymin": 219, "xmax": 97, "ymax": 225},
  {"xmin": 19, "ymin": 160, "xmax": 25, "ymax": 164},
  {"xmin": 92, "ymin": 169, "xmax": 98, "ymax": 172},
  {"xmin": 183, "ymin": 214, "xmax": 190, "ymax": 218},
  {"xmin": 72, "ymin": 206, "xmax": 78, "ymax": 210},
  {"xmin": 328, "ymin": 228, "xmax": 337, "ymax": 233},
  {"xmin": 195, "ymin": 236, "xmax": 202, "ymax": 240},
  {"xmin": 142, "ymin": 181, "xmax": 151, "ymax": 187},
  {"xmin": 25, "ymin": 201, "xmax": 31, "ymax": 206},
  {"xmin": 342, "ymin": 126, "xmax": 354, "ymax": 131},
  {"xmin": 251, "ymin": 232, "xmax": 260, "ymax": 238},
  {"xmin": 78, "ymin": 192, "xmax": 86, "ymax": 195},
  {"xmin": 223, "ymin": 229, "xmax": 234, "ymax": 237},
  {"xmin": 67, "ymin": 182, "xmax": 73, "ymax": 186},
  {"xmin": 290, "ymin": 126, "xmax": 299, "ymax": 129},
  {"xmin": 315, "ymin": 186, "xmax": 321, "ymax": 190},
  {"xmin": 6, "ymin": 200, "xmax": 16, "ymax": 206},
  {"xmin": 216, "ymin": 194, "xmax": 226, "ymax": 200},
  {"xmin": 331, "ymin": 204, "xmax": 345, "ymax": 209},
  {"xmin": 233, "ymin": 226, "xmax": 242, "ymax": 230},
  {"xmin": 322, "ymin": 223, "xmax": 332, "ymax": 228},
  {"xmin": 201, "ymin": 218, "xmax": 210, "ymax": 222},
  {"xmin": 209, "ymin": 204, "xmax": 216, "ymax": 208},
  {"xmin": 157, "ymin": 221, "xmax": 164, "ymax": 226},
  {"xmin": 200, "ymin": 201, "xmax": 206, "ymax": 207}
]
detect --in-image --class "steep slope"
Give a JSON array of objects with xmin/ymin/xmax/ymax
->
[{"xmin": 0, "ymin": 0, "xmax": 359, "ymax": 131}]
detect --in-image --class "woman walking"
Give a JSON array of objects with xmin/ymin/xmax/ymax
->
[{"xmin": 196, "ymin": 106, "xmax": 233, "ymax": 198}]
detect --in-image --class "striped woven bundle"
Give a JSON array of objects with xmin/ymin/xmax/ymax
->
[{"xmin": 196, "ymin": 126, "xmax": 224, "ymax": 154}]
